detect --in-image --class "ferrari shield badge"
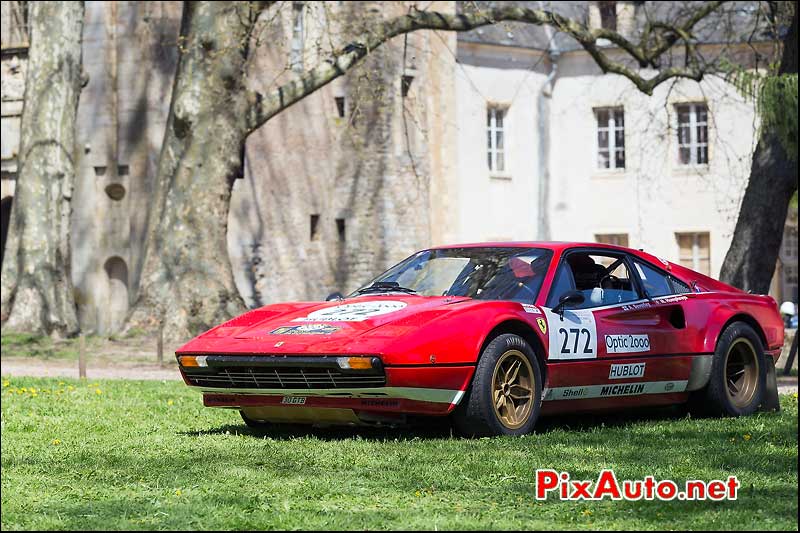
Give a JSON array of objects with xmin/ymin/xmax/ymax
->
[{"xmin": 537, "ymin": 317, "xmax": 547, "ymax": 334}]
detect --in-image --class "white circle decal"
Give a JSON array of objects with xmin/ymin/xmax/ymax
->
[{"xmin": 295, "ymin": 301, "xmax": 408, "ymax": 322}]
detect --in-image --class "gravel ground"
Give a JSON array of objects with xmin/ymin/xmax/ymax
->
[{"xmin": 0, "ymin": 357, "xmax": 181, "ymax": 381}]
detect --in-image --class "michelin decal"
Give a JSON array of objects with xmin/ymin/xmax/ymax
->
[{"xmin": 543, "ymin": 380, "xmax": 687, "ymax": 401}]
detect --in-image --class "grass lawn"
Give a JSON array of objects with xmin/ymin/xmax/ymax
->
[{"xmin": 1, "ymin": 377, "xmax": 797, "ymax": 530}]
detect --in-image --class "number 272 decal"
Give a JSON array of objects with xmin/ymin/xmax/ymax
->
[
  {"xmin": 545, "ymin": 309, "xmax": 598, "ymax": 360},
  {"xmin": 559, "ymin": 327, "xmax": 593, "ymax": 355}
]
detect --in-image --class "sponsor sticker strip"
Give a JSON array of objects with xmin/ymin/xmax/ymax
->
[
  {"xmin": 543, "ymin": 380, "xmax": 687, "ymax": 401},
  {"xmin": 609, "ymin": 362, "xmax": 646, "ymax": 379},
  {"xmin": 293, "ymin": 301, "xmax": 407, "ymax": 322},
  {"xmin": 270, "ymin": 324, "xmax": 341, "ymax": 335},
  {"xmin": 605, "ymin": 334, "xmax": 650, "ymax": 354}
]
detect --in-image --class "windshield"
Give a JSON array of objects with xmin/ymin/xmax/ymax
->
[{"xmin": 353, "ymin": 247, "xmax": 553, "ymax": 302}]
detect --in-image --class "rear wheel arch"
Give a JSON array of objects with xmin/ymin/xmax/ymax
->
[
  {"xmin": 478, "ymin": 320, "xmax": 547, "ymax": 383},
  {"xmin": 715, "ymin": 313, "xmax": 768, "ymax": 351},
  {"xmin": 694, "ymin": 319, "xmax": 767, "ymax": 417}
]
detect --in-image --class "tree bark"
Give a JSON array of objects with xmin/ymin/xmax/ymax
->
[
  {"xmin": 125, "ymin": 2, "xmax": 262, "ymax": 340},
  {"xmin": 0, "ymin": 1, "xmax": 84, "ymax": 337},
  {"xmin": 720, "ymin": 9, "xmax": 798, "ymax": 294},
  {"xmin": 126, "ymin": 1, "xmax": 733, "ymax": 342}
]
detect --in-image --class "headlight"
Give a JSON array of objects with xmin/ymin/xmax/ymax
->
[
  {"xmin": 178, "ymin": 355, "xmax": 208, "ymax": 367},
  {"xmin": 336, "ymin": 356, "xmax": 375, "ymax": 370}
]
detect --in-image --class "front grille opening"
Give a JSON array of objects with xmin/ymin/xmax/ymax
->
[{"xmin": 184, "ymin": 366, "xmax": 386, "ymax": 390}]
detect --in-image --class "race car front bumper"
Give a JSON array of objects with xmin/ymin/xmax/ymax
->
[{"xmin": 177, "ymin": 354, "xmax": 475, "ymax": 422}]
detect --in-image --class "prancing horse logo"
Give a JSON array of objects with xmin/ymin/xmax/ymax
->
[{"xmin": 536, "ymin": 317, "xmax": 547, "ymax": 335}]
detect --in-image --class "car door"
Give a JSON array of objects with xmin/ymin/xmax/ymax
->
[{"xmin": 540, "ymin": 248, "xmax": 693, "ymax": 405}]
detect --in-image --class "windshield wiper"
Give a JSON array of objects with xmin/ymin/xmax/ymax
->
[{"xmin": 356, "ymin": 281, "xmax": 417, "ymax": 295}]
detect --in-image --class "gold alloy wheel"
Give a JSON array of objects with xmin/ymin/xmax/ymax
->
[
  {"xmin": 724, "ymin": 338, "xmax": 760, "ymax": 409},
  {"xmin": 491, "ymin": 349, "xmax": 535, "ymax": 429}
]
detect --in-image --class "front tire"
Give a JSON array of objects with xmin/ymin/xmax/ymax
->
[
  {"xmin": 240, "ymin": 410, "xmax": 270, "ymax": 429},
  {"xmin": 453, "ymin": 333, "xmax": 543, "ymax": 437},
  {"xmin": 701, "ymin": 322, "xmax": 766, "ymax": 417}
]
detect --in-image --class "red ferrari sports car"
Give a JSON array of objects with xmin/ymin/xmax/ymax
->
[{"xmin": 176, "ymin": 242, "xmax": 784, "ymax": 436}]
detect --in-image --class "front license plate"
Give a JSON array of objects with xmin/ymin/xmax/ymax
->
[{"xmin": 281, "ymin": 396, "xmax": 307, "ymax": 405}]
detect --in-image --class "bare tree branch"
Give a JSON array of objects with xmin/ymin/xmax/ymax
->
[{"xmin": 246, "ymin": 1, "xmax": 726, "ymax": 132}]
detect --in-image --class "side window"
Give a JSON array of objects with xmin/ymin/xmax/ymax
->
[
  {"xmin": 633, "ymin": 260, "xmax": 673, "ymax": 297},
  {"xmin": 547, "ymin": 251, "xmax": 640, "ymax": 309},
  {"xmin": 670, "ymin": 276, "xmax": 692, "ymax": 294}
]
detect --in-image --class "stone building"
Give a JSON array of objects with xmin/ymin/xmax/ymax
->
[{"xmin": 0, "ymin": 1, "xmax": 796, "ymax": 335}]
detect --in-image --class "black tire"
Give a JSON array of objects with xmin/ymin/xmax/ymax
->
[
  {"xmin": 240, "ymin": 410, "xmax": 271, "ymax": 429},
  {"xmin": 452, "ymin": 333, "xmax": 543, "ymax": 437},
  {"xmin": 701, "ymin": 322, "xmax": 766, "ymax": 417}
]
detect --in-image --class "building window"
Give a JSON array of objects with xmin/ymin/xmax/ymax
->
[
  {"xmin": 595, "ymin": 107, "xmax": 625, "ymax": 170},
  {"xmin": 676, "ymin": 232, "xmax": 711, "ymax": 275},
  {"xmin": 334, "ymin": 97, "xmax": 346, "ymax": 118},
  {"xmin": 336, "ymin": 218, "xmax": 346, "ymax": 242},
  {"xmin": 595, "ymin": 233, "xmax": 629, "ymax": 247},
  {"xmin": 1, "ymin": 1, "xmax": 29, "ymax": 50},
  {"xmin": 598, "ymin": 1, "xmax": 617, "ymax": 30},
  {"xmin": 290, "ymin": 2, "xmax": 304, "ymax": 72},
  {"xmin": 676, "ymin": 103, "xmax": 709, "ymax": 166},
  {"xmin": 487, "ymin": 106, "xmax": 506, "ymax": 173},
  {"xmin": 309, "ymin": 213, "xmax": 320, "ymax": 240}
]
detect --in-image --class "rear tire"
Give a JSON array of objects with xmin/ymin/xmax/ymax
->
[
  {"xmin": 452, "ymin": 333, "xmax": 543, "ymax": 437},
  {"xmin": 700, "ymin": 322, "xmax": 766, "ymax": 417}
]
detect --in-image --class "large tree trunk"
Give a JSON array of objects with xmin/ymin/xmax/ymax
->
[
  {"xmin": 720, "ymin": 10, "xmax": 797, "ymax": 294},
  {"xmin": 0, "ymin": 1, "xmax": 84, "ymax": 337},
  {"xmin": 125, "ymin": 2, "xmax": 260, "ymax": 341},
  {"xmin": 123, "ymin": 1, "xmax": 733, "ymax": 341}
]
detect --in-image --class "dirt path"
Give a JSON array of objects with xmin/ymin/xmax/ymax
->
[{"xmin": 1, "ymin": 357, "xmax": 182, "ymax": 381}]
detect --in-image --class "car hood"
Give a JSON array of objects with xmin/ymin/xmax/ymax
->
[{"xmin": 177, "ymin": 295, "xmax": 472, "ymax": 355}]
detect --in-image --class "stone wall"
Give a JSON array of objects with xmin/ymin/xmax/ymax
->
[
  {"xmin": 228, "ymin": 1, "xmax": 457, "ymax": 305},
  {"xmin": 70, "ymin": 1, "xmax": 182, "ymax": 333}
]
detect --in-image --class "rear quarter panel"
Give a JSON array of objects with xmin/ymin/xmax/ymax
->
[{"xmin": 691, "ymin": 292, "xmax": 785, "ymax": 354}]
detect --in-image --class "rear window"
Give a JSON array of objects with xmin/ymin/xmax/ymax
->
[
  {"xmin": 633, "ymin": 260, "xmax": 672, "ymax": 297},
  {"xmin": 633, "ymin": 259, "xmax": 693, "ymax": 296}
]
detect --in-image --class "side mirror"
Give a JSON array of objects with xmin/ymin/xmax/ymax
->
[
  {"xmin": 326, "ymin": 291, "xmax": 344, "ymax": 301},
  {"xmin": 553, "ymin": 290, "xmax": 585, "ymax": 318}
]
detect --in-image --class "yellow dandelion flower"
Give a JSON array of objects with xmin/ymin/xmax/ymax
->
[
  {"xmin": 582, "ymin": 510, "xmax": 593, "ymax": 516},
  {"xmin": 2, "ymin": 381, "xmax": 9, "ymax": 387},
  {"xmin": 743, "ymin": 434, "xmax": 752, "ymax": 441},
  {"xmin": 52, "ymin": 439, "xmax": 61, "ymax": 445},
  {"xmin": 20, "ymin": 387, "xmax": 27, "ymax": 393},
  {"xmin": 792, "ymin": 392, "xmax": 798, "ymax": 400},
  {"xmin": 67, "ymin": 386, "xmax": 75, "ymax": 391},
  {"xmin": 175, "ymin": 489, "xmax": 182, "ymax": 496},
  {"xmin": 58, "ymin": 381, "xmax": 65, "ymax": 386},
  {"xmin": 167, "ymin": 400, "xmax": 174, "ymax": 406},
  {"xmin": 95, "ymin": 389, "xmax": 103, "ymax": 395}
]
